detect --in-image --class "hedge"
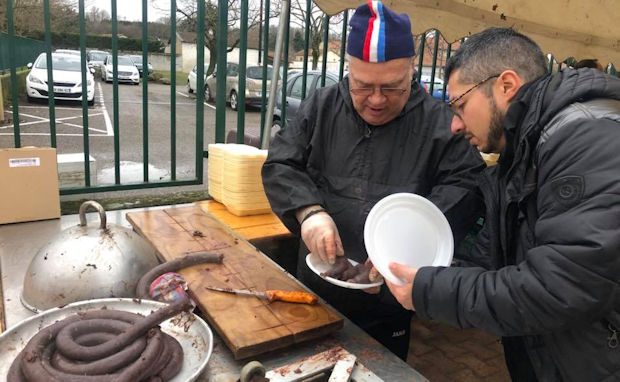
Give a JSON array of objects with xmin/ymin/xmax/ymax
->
[{"xmin": 25, "ymin": 31, "xmax": 165, "ymax": 53}]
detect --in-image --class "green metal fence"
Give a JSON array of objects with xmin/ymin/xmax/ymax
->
[
  {"xmin": 3, "ymin": 0, "xmax": 204, "ymax": 195},
  {"xmin": 0, "ymin": 32, "xmax": 45, "ymax": 71},
  {"xmin": 2, "ymin": 0, "xmax": 618, "ymax": 196}
]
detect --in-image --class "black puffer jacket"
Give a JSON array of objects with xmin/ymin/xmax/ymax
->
[
  {"xmin": 413, "ymin": 69, "xmax": 620, "ymax": 381},
  {"xmin": 262, "ymin": 77, "xmax": 485, "ymax": 264}
]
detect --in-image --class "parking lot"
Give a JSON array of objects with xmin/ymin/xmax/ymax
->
[{"xmin": 0, "ymin": 80, "xmax": 263, "ymax": 186}]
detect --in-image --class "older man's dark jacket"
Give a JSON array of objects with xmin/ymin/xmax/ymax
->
[
  {"xmin": 414, "ymin": 69, "xmax": 620, "ymax": 381},
  {"xmin": 262, "ymin": 77, "xmax": 485, "ymax": 325}
]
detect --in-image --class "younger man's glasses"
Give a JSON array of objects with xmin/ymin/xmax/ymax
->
[{"xmin": 448, "ymin": 74, "xmax": 500, "ymax": 107}]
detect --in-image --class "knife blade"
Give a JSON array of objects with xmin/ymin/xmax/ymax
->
[{"xmin": 204, "ymin": 285, "xmax": 318, "ymax": 305}]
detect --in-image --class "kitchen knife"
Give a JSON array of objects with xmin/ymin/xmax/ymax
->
[{"xmin": 204, "ymin": 285, "xmax": 318, "ymax": 305}]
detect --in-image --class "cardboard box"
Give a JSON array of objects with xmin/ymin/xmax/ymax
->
[{"xmin": 0, "ymin": 147, "xmax": 61, "ymax": 224}]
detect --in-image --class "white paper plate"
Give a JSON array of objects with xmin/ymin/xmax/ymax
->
[
  {"xmin": 364, "ymin": 193, "xmax": 453, "ymax": 286},
  {"xmin": 0, "ymin": 298, "xmax": 213, "ymax": 381},
  {"xmin": 306, "ymin": 253, "xmax": 384, "ymax": 290}
]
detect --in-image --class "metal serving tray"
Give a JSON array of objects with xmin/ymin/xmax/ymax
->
[{"xmin": 0, "ymin": 298, "xmax": 213, "ymax": 381}]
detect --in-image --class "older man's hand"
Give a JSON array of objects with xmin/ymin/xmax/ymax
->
[
  {"xmin": 300, "ymin": 211, "xmax": 344, "ymax": 265},
  {"xmin": 385, "ymin": 262, "xmax": 418, "ymax": 311}
]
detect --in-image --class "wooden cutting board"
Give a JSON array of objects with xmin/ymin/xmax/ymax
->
[{"xmin": 127, "ymin": 205, "xmax": 343, "ymax": 359}]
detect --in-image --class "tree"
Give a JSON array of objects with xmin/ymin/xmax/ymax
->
[
  {"xmin": 86, "ymin": 6, "xmax": 110, "ymax": 23},
  {"xmin": 292, "ymin": 29, "xmax": 304, "ymax": 52},
  {"xmin": 287, "ymin": 0, "xmax": 342, "ymax": 70},
  {"xmin": 0, "ymin": 0, "xmax": 78, "ymax": 36},
  {"xmin": 169, "ymin": 0, "xmax": 268, "ymax": 77}
]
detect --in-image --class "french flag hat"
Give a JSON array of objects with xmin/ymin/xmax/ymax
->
[{"xmin": 346, "ymin": 1, "xmax": 415, "ymax": 63}]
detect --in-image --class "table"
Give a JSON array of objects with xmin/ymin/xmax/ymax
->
[
  {"xmin": 196, "ymin": 200, "xmax": 291, "ymax": 241},
  {"xmin": 0, "ymin": 203, "xmax": 427, "ymax": 381}
]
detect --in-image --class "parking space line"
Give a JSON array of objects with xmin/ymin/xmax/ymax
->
[
  {"xmin": 58, "ymin": 121, "xmax": 107, "ymax": 133},
  {"xmin": 97, "ymin": 82, "xmax": 114, "ymax": 136},
  {"xmin": 3, "ymin": 110, "xmax": 108, "ymax": 136},
  {"xmin": 175, "ymin": 90, "xmax": 216, "ymax": 109},
  {"xmin": 118, "ymin": 100, "xmax": 195, "ymax": 106},
  {"xmin": 0, "ymin": 133, "xmax": 109, "ymax": 137},
  {"xmin": 17, "ymin": 111, "xmax": 49, "ymax": 122},
  {"xmin": 16, "ymin": 112, "xmax": 104, "ymax": 127},
  {"xmin": 15, "ymin": 105, "xmax": 99, "ymax": 111}
]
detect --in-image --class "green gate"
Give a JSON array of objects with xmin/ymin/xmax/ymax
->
[{"xmin": 2, "ymin": 0, "xmax": 617, "ymax": 196}]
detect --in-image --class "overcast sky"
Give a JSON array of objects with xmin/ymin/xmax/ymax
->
[{"xmin": 87, "ymin": 0, "xmax": 169, "ymax": 22}]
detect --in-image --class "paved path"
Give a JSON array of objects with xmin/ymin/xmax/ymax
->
[{"xmin": 407, "ymin": 315, "xmax": 511, "ymax": 381}]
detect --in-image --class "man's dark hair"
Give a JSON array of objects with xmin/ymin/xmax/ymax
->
[
  {"xmin": 574, "ymin": 59, "xmax": 603, "ymax": 71},
  {"xmin": 445, "ymin": 28, "xmax": 547, "ymax": 86}
]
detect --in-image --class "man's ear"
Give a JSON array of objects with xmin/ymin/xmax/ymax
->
[{"xmin": 496, "ymin": 70, "xmax": 523, "ymax": 104}]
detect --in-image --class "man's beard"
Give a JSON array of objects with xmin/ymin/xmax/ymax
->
[{"xmin": 483, "ymin": 96, "xmax": 504, "ymax": 153}]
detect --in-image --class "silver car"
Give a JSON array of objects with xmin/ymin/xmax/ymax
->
[
  {"xmin": 205, "ymin": 64, "xmax": 277, "ymax": 110},
  {"xmin": 273, "ymin": 70, "xmax": 340, "ymax": 128}
]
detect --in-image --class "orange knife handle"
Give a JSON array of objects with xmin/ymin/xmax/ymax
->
[{"xmin": 266, "ymin": 290, "xmax": 318, "ymax": 305}]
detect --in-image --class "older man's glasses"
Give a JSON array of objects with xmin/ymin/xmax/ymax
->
[
  {"xmin": 448, "ymin": 74, "xmax": 500, "ymax": 107},
  {"xmin": 349, "ymin": 87, "xmax": 408, "ymax": 97}
]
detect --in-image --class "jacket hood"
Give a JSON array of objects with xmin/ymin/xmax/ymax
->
[
  {"xmin": 499, "ymin": 69, "xmax": 620, "ymax": 172},
  {"xmin": 507, "ymin": 69, "xmax": 620, "ymax": 138},
  {"xmin": 539, "ymin": 68, "xmax": 620, "ymax": 126},
  {"xmin": 338, "ymin": 74, "xmax": 427, "ymax": 126}
]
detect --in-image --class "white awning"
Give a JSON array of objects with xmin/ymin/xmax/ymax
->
[{"xmin": 313, "ymin": 0, "xmax": 620, "ymax": 66}]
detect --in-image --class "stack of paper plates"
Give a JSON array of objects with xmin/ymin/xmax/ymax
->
[
  {"xmin": 207, "ymin": 143, "xmax": 272, "ymax": 216},
  {"xmin": 207, "ymin": 143, "xmax": 226, "ymax": 202}
]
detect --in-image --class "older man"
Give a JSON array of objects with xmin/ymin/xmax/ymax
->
[
  {"xmin": 262, "ymin": 1, "xmax": 485, "ymax": 359},
  {"xmin": 387, "ymin": 27, "xmax": 620, "ymax": 380}
]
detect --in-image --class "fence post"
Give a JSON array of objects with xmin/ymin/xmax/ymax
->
[{"xmin": 0, "ymin": 84, "xmax": 4, "ymax": 123}]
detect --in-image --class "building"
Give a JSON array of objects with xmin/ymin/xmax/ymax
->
[{"xmin": 166, "ymin": 29, "xmax": 261, "ymax": 73}]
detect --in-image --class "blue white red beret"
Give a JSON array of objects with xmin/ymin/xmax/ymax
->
[{"xmin": 347, "ymin": 1, "xmax": 415, "ymax": 62}]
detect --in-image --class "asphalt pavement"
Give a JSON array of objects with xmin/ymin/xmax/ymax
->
[{"xmin": 0, "ymin": 79, "xmax": 263, "ymax": 192}]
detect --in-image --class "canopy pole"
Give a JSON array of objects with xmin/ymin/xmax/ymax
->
[{"xmin": 262, "ymin": 0, "xmax": 290, "ymax": 149}]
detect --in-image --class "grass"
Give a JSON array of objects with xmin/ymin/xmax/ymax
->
[{"xmin": 149, "ymin": 70, "xmax": 188, "ymax": 85}]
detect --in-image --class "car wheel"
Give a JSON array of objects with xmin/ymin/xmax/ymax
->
[
  {"xmin": 88, "ymin": 98, "xmax": 95, "ymax": 106},
  {"xmin": 27, "ymin": 94, "xmax": 35, "ymax": 104},
  {"xmin": 230, "ymin": 91, "xmax": 238, "ymax": 110},
  {"xmin": 204, "ymin": 85, "xmax": 211, "ymax": 102},
  {"xmin": 187, "ymin": 80, "xmax": 194, "ymax": 94}
]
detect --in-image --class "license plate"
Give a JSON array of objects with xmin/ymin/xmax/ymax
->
[{"xmin": 54, "ymin": 87, "xmax": 71, "ymax": 93}]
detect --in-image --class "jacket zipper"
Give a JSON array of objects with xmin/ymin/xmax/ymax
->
[{"xmin": 608, "ymin": 322, "xmax": 618, "ymax": 349}]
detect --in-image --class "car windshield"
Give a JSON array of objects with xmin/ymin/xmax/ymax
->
[
  {"xmin": 117, "ymin": 56, "xmax": 134, "ymax": 66},
  {"xmin": 88, "ymin": 52, "xmax": 107, "ymax": 61},
  {"xmin": 35, "ymin": 55, "xmax": 81, "ymax": 72},
  {"xmin": 247, "ymin": 66, "xmax": 278, "ymax": 80},
  {"xmin": 130, "ymin": 55, "xmax": 142, "ymax": 63},
  {"xmin": 421, "ymin": 76, "xmax": 444, "ymax": 91},
  {"xmin": 56, "ymin": 50, "xmax": 80, "ymax": 56},
  {"xmin": 431, "ymin": 82, "xmax": 444, "ymax": 91}
]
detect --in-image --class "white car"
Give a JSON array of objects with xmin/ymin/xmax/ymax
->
[
  {"xmin": 55, "ymin": 49, "xmax": 81, "ymax": 56},
  {"xmin": 26, "ymin": 53, "xmax": 95, "ymax": 106},
  {"xmin": 102, "ymin": 55, "xmax": 140, "ymax": 84},
  {"xmin": 87, "ymin": 50, "xmax": 108, "ymax": 73},
  {"xmin": 186, "ymin": 64, "xmax": 210, "ymax": 94}
]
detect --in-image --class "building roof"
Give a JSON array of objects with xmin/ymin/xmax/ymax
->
[{"xmin": 173, "ymin": 27, "xmax": 261, "ymax": 50}]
